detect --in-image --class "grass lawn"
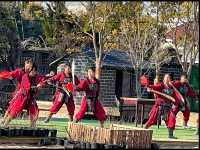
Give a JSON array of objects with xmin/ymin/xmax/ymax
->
[{"xmin": 2, "ymin": 117, "xmax": 198, "ymax": 141}]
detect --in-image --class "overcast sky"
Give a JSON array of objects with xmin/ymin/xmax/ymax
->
[{"xmin": 41, "ymin": 1, "xmax": 86, "ymax": 12}]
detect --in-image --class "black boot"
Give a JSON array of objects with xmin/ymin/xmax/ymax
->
[
  {"xmin": 73, "ymin": 119, "xmax": 78, "ymax": 123},
  {"xmin": 69, "ymin": 115, "xmax": 73, "ymax": 122},
  {"xmin": 168, "ymin": 128, "xmax": 177, "ymax": 139},
  {"xmin": 44, "ymin": 116, "xmax": 51, "ymax": 123}
]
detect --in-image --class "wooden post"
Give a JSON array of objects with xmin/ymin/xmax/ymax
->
[{"xmin": 141, "ymin": 104, "xmax": 144, "ymax": 127}]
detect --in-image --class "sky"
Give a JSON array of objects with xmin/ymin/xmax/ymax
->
[
  {"xmin": 39, "ymin": 1, "xmax": 183, "ymax": 28},
  {"xmin": 41, "ymin": 1, "xmax": 86, "ymax": 12}
]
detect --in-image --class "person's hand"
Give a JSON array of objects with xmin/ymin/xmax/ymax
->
[
  {"xmin": 46, "ymin": 80, "xmax": 52, "ymax": 85},
  {"xmin": 37, "ymin": 84, "xmax": 42, "ymax": 88},
  {"xmin": 168, "ymin": 81, "xmax": 173, "ymax": 85},
  {"xmin": 73, "ymin": 85, "xmax": 77, "ymax": 91},
  {"xmin": 172, "ymin": 104, "xmax": 176, "ymax": 110},
  {"xmin": 50, "ymin": 71, "xmax": 55, "ymax": 76},
  {"xmin": 147, "ymin": 87, "xmax": 151, "ymax": 92}
]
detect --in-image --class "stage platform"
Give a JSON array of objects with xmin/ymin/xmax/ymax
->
[{"xmin": 0, "ymin": 137, "xmax": 198, "ymax": 149}]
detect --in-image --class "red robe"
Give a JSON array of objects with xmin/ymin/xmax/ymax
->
[
  {"xmin": 46, "ymin": 72, "xmax": 80, "ymax": 116},
  {"xmin": 146, "ymin": 83, "xmax": 180, "ymax": 129},
  {"xmin": 173, "ymin": 81, "xmax": 197, "ymax": 122},
  {"xmin": 7, "ymin": 73, "xmax": 44, "ymax": 120},
  {"xmin": 0, "ymin": 68, "xmax": 26, "ymax": 106},
  {"xmin": 75, "ymin": 77, "xmax": 106, "ymax": 121},
  {"xmin": 0, "ymin": 68, "xmax": 25, "ymax": 90}
]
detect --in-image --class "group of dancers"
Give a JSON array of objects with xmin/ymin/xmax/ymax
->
[
  {"xmin": 0, "ymin": 58, "xmax": 198, "ymax": 139},
  {"xmin": 0, "ymin": 59, "xmax": 106, "ymax": 128},
  {"xmin": 143, "ymin": 73, "xmax": 198, "ymax": 138}
]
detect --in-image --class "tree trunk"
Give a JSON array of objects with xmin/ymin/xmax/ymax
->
[
  {"xmin": 154, "ymin": 70, "xmax": 160, "ymax": 84},
  {"xmin": 135, "ymin": 68, "xmax": 141, "ymax": 97},
  {"xmin": 95, "ymin": 58, "xmax": 101, "ymax": 79}
]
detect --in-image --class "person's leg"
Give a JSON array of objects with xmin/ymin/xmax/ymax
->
[
  {"xmin": 99, "ymin": 120, "xmax": 104, "ymax": 128},
  {"xmin": 94, "ymin": 100, "xmax": 106, "ymax": 128},
  {"xmin": 144, "ymin": 105, "xmax": 159, "ymax": 129},
  {"xmin": 1, "ymin": 110, "xmax": 9, "ymax": 125},
  {"xmin": 3, "ymin": 95, "xmax": 25, "ymax": 127},
  {"xmin": 66, "ymin": 97, "xmax": 75, "ymax": 122},
  {"xmin": 3, "ymin": 114, "xmax": 13, "ymax": 127},
  {"xmin": 74, "ymin": 97, "xmax": 88, "ymax": 122},
  {"xmin": 44, "ymin": 92, "xmax": 64, "ymax": 123},
  {"xmin": 182, "ymin": 103, "xmax": 190, "ymax": 128},
  {"xmin": 44, "ymin": 113, "xmax": 53, "ymax": 123},
  {"xmin": 166, "ymin": 110, "xmax": 177, "ymax": 139},
  {"xmin": 28, "ymin": 101, "xmax": 39, "ymax": 128},
  {"xmin": 1, "ymin": 92, "xmax": 19, "ymax": 124}
]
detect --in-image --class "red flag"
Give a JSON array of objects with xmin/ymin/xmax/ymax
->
[{"xmin": 63, "ymin": 82, "xmax": 74, "ymax": 93}]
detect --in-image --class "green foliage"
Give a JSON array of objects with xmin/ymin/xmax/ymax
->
[{"xmin": 0, "ymin": 2, "xmax": 20, "ymax": 69}]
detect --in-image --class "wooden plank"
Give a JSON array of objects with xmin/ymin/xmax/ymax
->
[
  {"xmin": 0, "ymin": 137, "xmax": 45, "ymax": 144},
  {"xmin": 67, "ymin": 123, "xmax": 153, "ymax": 149}
]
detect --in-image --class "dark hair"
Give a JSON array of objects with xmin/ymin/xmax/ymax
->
[
  {"xmin": 87, "ymin": 67, "xmax": 95, "ymax": 72},
  {"xmin": 31, "ymin": 63, "xmax": 37, "ymax": 71},
  {"xmin": 164, "ymin": 73, "xmax": 171, "ymax": 79},
  {"xmin": 59, "ymin": 61, "xmax": 71, "ymax": 68},
  {"xmin": 64, "ymin": 64, "xmax": 71, "ymax": 68},
  {"xmin": 24, "ymin": 58, "xmax": 33, "ymax": 64},
  {"xmin": 170, "ymin": 72, "xmax": 174, "ymax": 81},
  {"xmin": 180, "ymin": 72, "xmax": 188, "ymax": 78}
]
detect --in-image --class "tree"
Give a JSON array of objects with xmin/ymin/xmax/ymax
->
[
  {"xmin": 115, "ymin": 2, "xmax": 169, "ymax": 96},
  {"xmin": 0, "ymin": 2, "xmax": 20, "ymax": 70},
  {"xmin": 71, "ymin": 1, "xmax": 117, "ymax": 79},
  {"xmin": 158, "ymin": 1, "xmax": 199, "ymax": 77},
  {"xmin": 19, "ymin": 2, "xmax": 87, "ymax": 56},
  {"xmin": 148, "ymin": 1, "xmax": 177, "ymax": 83}
]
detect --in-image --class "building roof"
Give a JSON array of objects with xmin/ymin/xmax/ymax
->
[
  {"xmin": 22, "ymin": 47, "xmax": 55, "ymax": 53},
  {"xmin": 81, "ymin": 48, "xmax": 133, "ymax": 70},
  {"xmin": 51, "ymin": 47, "xmax": 181, "ymax": 70}
]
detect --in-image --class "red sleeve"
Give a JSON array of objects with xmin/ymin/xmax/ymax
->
[
  {"xmin": 0, "ymin": 69, "xmax": 21, "ymax": 79},
  {"xmin": 76, "ymin": 79, "xmax": 88, "ymax": 92},
  {"xmin": 9, "ymin": 69, "xmax": 22, "ymax": 79},
  {"xmin": 48, "ymin": 73, "xmax": 62, "ymax": 82},
  {"xmin": 36, "ymin": 75, "xmax": 46, "ymax": 86},
  {"xmin": 0, "ymin": 71, "xmax": 12, "ymax": 79},
  {"xmin": 172, "ymin": 81, "xmax": 181, "ymax": 88},
  {"xmin": 40, "ymin": 73, "xmax": 61, "ymax": 86},
  {"xmin": 74, "ymin": 75, "xmax": 80, "ymax": 85},
  {"xmin": 187, "ymin": 84, "xmax": 197, "ymax": 98},
  {"xmin": 148, "ymin": 83, "xmax": 162, "ymax": 91}
]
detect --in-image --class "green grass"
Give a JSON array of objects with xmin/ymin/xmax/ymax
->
[{"xmin": 1, "ymin": 118, "xmax": 198, "ymax": 141}]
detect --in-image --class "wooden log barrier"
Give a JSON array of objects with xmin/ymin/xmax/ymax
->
[{"xmin": 67, "ymin": 122, "xmax": 153, "ymax": 149}]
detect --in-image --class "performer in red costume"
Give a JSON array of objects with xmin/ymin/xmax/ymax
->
[
  {"xmin": 41, "ymin": 63, "xmax": 80, "ymax": 123},
  {"xmin": 172, "ymin": 73, "xmax": 197, "ymax": 128},
  {"xmin": 74, "ymin": 67, "xmax": 106, "ymax": 128},
  {"xmin": 0, "ymin": 59, "xmax": 33, "ymax": 124},
  {"xmin": 2, "ymin": 64, "xmax": 44, "ymax": 127},
  {"xmin": 144, "ymin": 73, "xmax": 180, "ymax": 139}
]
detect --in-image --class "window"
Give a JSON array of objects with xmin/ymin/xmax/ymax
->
[
  {"xmin": 38, "ymin": 65, "xmax": 49, "ymax": 75},
  {"xmin": 115, "ymin": 70, "xmax": 123, "ymax": 97},
  {"xmin": 40, "ymin": 53, "xmax": 49, "ymax": 64},
  {"xmin": 20, "ymin": 52, "xmax": 34, "ymax": 65}
]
